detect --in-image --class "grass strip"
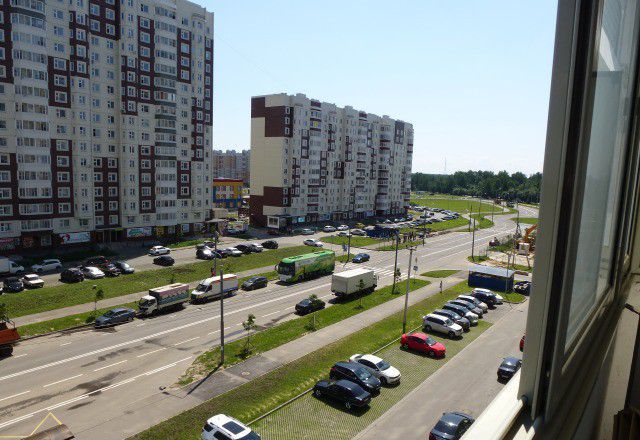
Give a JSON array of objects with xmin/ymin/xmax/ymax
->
[
  {"xmin": 2, "ymin": 246, "xmax": 310, "ymax": 319},
  {"xmin": 470, "ymin": 213, "xmax": 494, "ymax": 230},
  {"xmin": 320, "ymin": 235, "xmax": 381, "ymax": 247},
  {"xmin": 130, "ymin": 280, "xmax": 485, "ymax": 440},
  {"xmin": 177, "ymin": 278, "xmax": 430, "ymax": 385},
  {"xmin": 468, "ymin": 255, "xmax": 489, "ymax": 263},
  {"xmin": 421, "ymin": 269, "xmax": 459, "ymax": 278},
  {"xmin": 408, "ymin": 196, "xmax": 496, "ymax": 214},
  {"xmin": 510, "ymin": 217, "xmax": 538, "ymax": 225}
]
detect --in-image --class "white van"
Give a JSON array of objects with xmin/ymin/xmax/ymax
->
[{"xmin": 191, "ymin": 274, "xmax": 238, "ymax": 302}]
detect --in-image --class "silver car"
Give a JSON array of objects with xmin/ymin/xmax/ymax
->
[
  {"xmin": 458, "ymin": 295, "xmax": 488, "ymax": 312},
  {"xmin": 349, "ymin": 353, "xmax": 401, "ymax": 385},
  {"xmin": 450, "ymin": 299, "xmax": 484, "ymax": 317}
]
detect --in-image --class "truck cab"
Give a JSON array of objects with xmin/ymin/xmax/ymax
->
[
  {"xmin": 0, "ymin": 318, "xmax": 20, "ymax": 357},
  {"xmin": 138, "ymin": 295, "xmax": 157, "ymax": 316}
]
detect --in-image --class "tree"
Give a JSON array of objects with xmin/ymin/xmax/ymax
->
[
  {"xmin": 240, "ymin": 313, "xmax": 257, "ymax": 357},
  {"xmin": 357, "ymin": 279, "xmax": 365, "ymax": 309},
  {"xmin": 0, "ymin": 303, "xmax": 7, "ymax": 322},
  {"xmin": 93, "ymin": 286, "xmax": 104, "ymax": 312},
  {"xmin": 306, "ymin": 294, "xmax": 320, "ymax": 331},
  {"xmin": 393, "ymin": 268, "xmax": 402, "ymax": 293}
]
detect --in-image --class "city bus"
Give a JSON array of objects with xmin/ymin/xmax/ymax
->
[{"xmin": 276, "ymin": 250, "xmax": 336, "ymax": 283}]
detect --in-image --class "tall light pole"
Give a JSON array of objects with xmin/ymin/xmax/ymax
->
[
  {"xmin": 402, "ymin": 246, "xmax": 416, "ymax": 334},
  {"xmin": 219, "ymin": 266, "xmax": 225, "ymax": 365},
  {"xmin": 471, "ymin": 212, "xmax": 477, "ymax": 260},
  {"xmin": 391, "ymin": 230, "xmax": 400, "ymax": 294}
]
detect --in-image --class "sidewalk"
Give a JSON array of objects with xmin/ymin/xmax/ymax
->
[{"xmin": 78, "ymin": 275, "xmax": 466, "ymax": 440}]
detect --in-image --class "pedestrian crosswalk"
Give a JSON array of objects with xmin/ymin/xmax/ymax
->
[{"xmin": 339, "ymin": 263, "xmax": 402, "ymax": 280}]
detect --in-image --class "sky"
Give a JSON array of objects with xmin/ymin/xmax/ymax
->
[{"xmin": 203, "ymin": 0, "xmax": 558, "ymax": 175}]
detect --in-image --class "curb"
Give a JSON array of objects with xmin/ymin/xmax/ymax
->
[{"xmin": 19, "ymin": 323, "xmax": 94, "ymax": 341}]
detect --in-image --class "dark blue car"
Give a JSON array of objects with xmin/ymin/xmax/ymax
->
[
  {"xmin": 352, "ymin": 253, "xmax": 370, "ymax": 263},
  {"xmin": 94, "ymin": 308, "xmax": 136, "ymax": 328},
  {"xmin": 430, "ymin": 412, "xmax": 474, "ymax": 439}
]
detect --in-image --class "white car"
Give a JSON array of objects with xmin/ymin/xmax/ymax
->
[
  {"xmin": 81, "ymin": 266, "xmax": 105, "ymax": 279},
  {"xmin": 149, "ymin": 246, "xmax": 171, "ymax": 256},
  {"xmin": 224, "ymin": 247, "xmax": 243, "ymax": 257},
  {"xmin": 337, "ymin": 231, "xmax": 351, "ymax": 237},
  {"xmin": 303, "ymin": 239, "xmax": 323, "ymax": 247},
  {"xmin": 472, "ymin": 287, "xmax": 504, "ymax": 304},
  {"xmin": 458, "ymin": 294, "xmax": 488, "ymax": 312},
  {"xmin": 22, "ymin": 273, "xmax": 44, "ymax": 289},
  {"xmin": 31, "ymin": 259, "xmax": 62, "ymax": 273},
  {"xmin": 351, "ymin": 229, "xmax": 366, "ymax": 236},
  {"xmin": 349, "ymin": 353, "xmax": 401, "ymax": 385},
  {"xmin": 250, "ymin": 243, "xmax": 264, "ymax": 252},
  {"xmin": 336, "ymin": 225, "xmax": 349, "ymax": 231},
  {"xmin": 323, "ymin": 225, "xmax": 336, "ymax": 232},
  {"xmin": 201, "ymin": 414, "xmax": 260, "ymax": 440},
  {"xmin": 423, "ymin": 313, "xmax": 464, "ymax": 337}
]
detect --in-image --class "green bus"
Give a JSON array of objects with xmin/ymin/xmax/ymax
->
[{"xmin": 277, "ymin": 250, "xmax": 336, "ymax": 283}]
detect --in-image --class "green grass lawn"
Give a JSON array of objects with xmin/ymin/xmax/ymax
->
[
  {"xmin": 511, "ymin": 217, "xmax": 538, "ymax": 225},
  {"xmin": 178, "ymin": 278, "xmax": 430, "ymax": 385},
  {"xmin": 421, "ymin": 269, "xmax": 459, "ymax": 278},
  {"xmin": 468, "ymin": 255, "xmax": 489, "ymax": 263},
  {"xmin": 377, "ymin": 240, "xmax": 424, "ymax": 251},
  {"xmin": 320, "ymin": 235, "xmax": 381, "ymax": 248},
  {"xmin": 470, "ymin": 213, "xmax": 494, "ymax": 230},
  {"xmin": 129, "ymin": 280, "xmax": 487, "ymax": 440},
  {"xmin": 167, "ymin": 238, "xmax": 203, "ymax": 249},
  {"xmin": 409, "ymin": 195, "xmax": 497, "ymax": 214},
  {"xmin": 1, "ymin": 246, "xmax": 311, "ymax": 319}
]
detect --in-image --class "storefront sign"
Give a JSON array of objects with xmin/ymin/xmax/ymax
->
[
  {"xmin": 59, "ymin": 232, "xmax": 91, "ymax": 245},
  {"xmin": 0, "ymin": 237, "xmax": 18, "ymax": 251},
  {"xmin": 126, "ymin": 227, "xmax": 153, "ymax": 238}
]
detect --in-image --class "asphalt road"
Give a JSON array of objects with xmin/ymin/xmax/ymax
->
[{"xmin": 0, "ymin": 207, "xmax": 531, "ymax": 438}]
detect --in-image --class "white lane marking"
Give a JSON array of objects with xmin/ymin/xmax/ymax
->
[
  {"xmin": 173, "ymin": 336, "xmax": 200, "ymax": 346},
  {"xmin": 13, "ymin": 354, "xmax": 28, "ymax": 358},
  {"xmin": 0, "ymin": 390, "xmax": 31, "ymax": 403},
  {"xmin": 261, "ymin": 310, "xmax": 282, "ymax": 318},
  {"xmin": 43, "ymin": 374, "xmax": 84, "ymax": 388},
  {"xmin": 60, "ymin": 342, "xmax": 72, "ymax": 346},
  {"xmin": 135, "ymin": 323, "xmax": 145, "ymax": 327},
  {"xmin": 136, "ymin": 347, "xmax": 167, "ymax": 358},
  {"xmin": 93, "ymin": 360, "xmax": 128, "ymax": 372},
  {"xmin": 207, "ymin": 330, "xmax": 220, "ymax": 335}
]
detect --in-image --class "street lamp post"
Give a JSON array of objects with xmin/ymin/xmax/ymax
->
[
  {"xmin": 392, "ymin": 231, "xmax": 400, "ymax": 294},
  {"xmin": 402, "ymin": 246, "xmax": 416, "ymax": 334},
  {"xmin": 219, "ymin": 267, "xmax": 225, "ymax": 365}
]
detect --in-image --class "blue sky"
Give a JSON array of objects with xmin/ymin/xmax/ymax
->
[{"xmin": 204, "ymin": 0, "xmax": 558, "ymax": 174}]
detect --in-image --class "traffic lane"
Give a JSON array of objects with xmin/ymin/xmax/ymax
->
[{"xmin": 353, "ymin": 301, "xmax": 528, "ymax": 440}]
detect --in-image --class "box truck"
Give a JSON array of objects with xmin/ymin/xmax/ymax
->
[
  {"xmin": 138, "ymin": 283, "xmax": 190, "ymax": 316},
  {"xmin": 190, "ymin": 274, "xmax": 238, "ymax": 302},
  {"xmin": 331, "ymin": 268, "xmax": 377, "ymax": 298},
  {"xmin": 0, "ymin": 257, "xmax": 24, "ymax": 276},
  {"xmin": 0, "ymin": 317, "xmax": 19, "ymax": 357}
]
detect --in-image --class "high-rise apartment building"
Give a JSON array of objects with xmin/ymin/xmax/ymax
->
[
  {"xmin": 212, "ymin": 149, "xmax": 250, "ymax": 184},
  {"xmin": 250, "ymin": 93, "xmax": 413, "ymax": 229},
  {"xmin": 0, "ymin": 0, "xmax": 213, "ymax": 250}
]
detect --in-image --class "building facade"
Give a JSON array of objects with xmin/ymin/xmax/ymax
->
[
  {"xmin": 0, "ymin": 0, "xmax": 214, "ymax": 250},
  {"xmin": 250, "ymin": 93, "xmax": 413, "ymax": 228},
  {"xmin": 212, "ymin": 178, "xmax": 243, "ymax": 209},
  {"xmin": 212, "ymin": 149, "xmax": 249, "ymax": 184}
]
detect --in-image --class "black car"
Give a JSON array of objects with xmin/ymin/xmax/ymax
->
[
  {"xmin": 497, "ymin": 357, "xmax": 522, "ymax": 381},
  {"xmin": 514, "ymin": 281, "xmax": 531, "ymax": 295},
  {"xmin": 261, "ymin": 240, "xmax": 279, "ymax": 249},
  {"xmin": 153, "ymin": 255, "xmax": 175, "ymax": 266},
  {"xmin": 242, "ymin": 276, "xmax": 268, "ymax": 291},
  {"xmin": 430, "ymin": 412, "xmax": 474, "ymax": 440},
  {"xmin": 329, "ymin": 361, "xmax": 381, "ymax": 394},
  {"xmin": 471, "ymin": 290, "xmax": 500, "ymax": 307},
  {"xmin": 94, "ymin": 307, "xmax": 136, "ymax": 328},
  {"xmin": 196, "ymin": 248, "xmax": 215, "ymax": 260},
  {"xmin": 234, "ymin": 244, "xmax": 253, "ymax": 255},
  {"xmin": 313, "ymin": 379, "xmax": 371, "ymax": 410},
  {"xmin": 113, "ymin": 261, "xmax": 135, "ymax": 274},
  {"xmin": 351, "ymin": 253, "xmax": 370, "ymax": 263},
  {"xmin": 442, "ymin": 303, "xmax": 478, "ymax": 325},
  {"xmin": 85, "ymin": 256, "xmax": 110, "ymax": 266},
  {"xmin": 295, "ymin": 298, "xmax": 325, "ymax": 315},
  {"xmin": 449, "ymin": 299, "xmax": 483, "ymax": 317},
  {"xmin": 431, "ymin": 309, "xmax": 470, "ymax": 332},
  {"xmin": 3, "ymin": 277, "xmax": 24, "ymax": 293},
  {"xmin": 97, "ymin": 262, "xmax": 121, "ymax": 277},
  {"xmin": 60, "ymin": 268, "xmax": 84, "ymax": 283}
]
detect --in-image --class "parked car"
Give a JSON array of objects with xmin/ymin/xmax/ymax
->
[
  {"xmin": 336, "ymin": 225, "xmax": 349, "ymax": 231},
  {"xmin": 349, "ymin": 353, "xmax": 401, "ymax": 385},
  {"xmin": 449, "ymin": 299, "xmax": 484, "ymax": 317},
  {"xmin": 223, "ymin": 247, "xmax": 243, "ymax": 257},
  {"xmin": 300, "ymin": 228, "xmax": 315, "ymax": 235},
  {"xmin": 248, "ymin": 243, "xmax": 264, "ymax": 253},
  {"xmin": 94, "ymin": 307, "xmax": 136, "ymax": 328},
  {"xmin": 422, "ymin": 313, "xmax": 463, "ymax": 338},
  {"xmin": 337, "ymin": 231, "xmax": 351, "ymax": 237},
  {"xmin": 313, "ymin": 379, "xmax": 371, "ymax": 410},
  {"xmin": 303, "ymin": 238, "xmax": 323, "ymax": 247},
  {"xmin": 261, "ymin": 240, "xmax": 278, "ymax": 249},
  {"xmin": 22, "ymin": 274, "xmax": 44, "ymax": 289},
  {"xmin": 153, "ymin": 255, "xmax": 175, "ymax": 266},
  {"xmin": 351, "ymin": 229, "xmax": 366, "ymax": 236},
  {"xmin": 458, "ymin": 295, "xmax": 488, "ymax": 312},
  {"xmin": 113, "ymin": 261, "xmax": 135, "ymax": 274},
  {"xmin": 295, "ymin": 297, "xmax": 325, "ymax": 315},
  {"xmin": 514, "ymin": 280, "xmax": 531, "ymax": 295},
  {"xmin": 400, "ymin": 332, "xmax": 446, "ymax": 357},
  {"xmin": 469, "ymin": 289, "xmax": 500, "ymax": 307},
  {"xmin": 196, "ymin": 248, "xmax": 215, "ymax": 260},
  {"xmin": 429, "ymin": 412, "xmax": 475, "ymax": 440},
  {"xmin": 234, "ymin": 244, "xmax": 253, "ymax": 255},
  {"xmin": 520, "ymin": 335, "xmax": 526, "ymax": 352},
  {"xmin": 323, "ymin": 225, "xmax": 336, "ymax": 232},
  {"xmin": 489, "ymin": 237, "xmax": 500, "ymax": 247},
  {"xmin": 472, "ymin": 287, "xmax": 504, "ymax": 304},
  {"xmin": 201, "ymin": 414, "xmax": 261, "ymax": 440},
  {"xmin": 497, "ymin": 357, "xmax": 522, "ymax": 381},
  {"xmin": 241, "ymin": 276, "xmax": 268, "ymax": 291},
  {"xmin": 85, "ymin": 256, "xmax": 110, "ymax": 266},
  {"xmin": 3, "ymin": 277, "xmax": 24, "ymax": 293},
  {"xmin": 329, "ymin": 361, "xmax": 382, "ymax": 394},
  {"xmin": 97, "ymin": 262, "xmax": 121, "ymax": 277},
  {"xmin": 31, "ymin": 259, "xmax": 62, "ymax": 273},
  {"xmin": 81, "ymin": 266, "xmax": 105, "ymax": 279},
  {"xmin": 60, "ymin": 267, "xmax": 84, "ymax": 283},
  {"xmin": 351, "ymin": 253, "xmax": 370, "ymax": 263},
  {"xmin": 149, "ymin": 246, "xmax": 171, "ymax": 256},
  {"xmin": 431, "ymin": 309, "xmax": 470, "ymax": 332},
  {"xmin": 443, "ymin": 302, "xmax": 479, "ymax": 325}
]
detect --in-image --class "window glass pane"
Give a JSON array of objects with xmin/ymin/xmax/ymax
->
[{"xmin": 567, "ymin": 0, "xmax": 640, "ymax": 347}]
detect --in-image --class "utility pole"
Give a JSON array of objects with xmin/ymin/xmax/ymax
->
[
  {"xmin": 402, "ymin": 246, "xmax": 416, "ymax": 334},
  {"xmin": 492, "ymin": 200, "xmax": 495, "ymax": 223},
  {"xmin": 471, "ymin": 213, "xmax": 476, "ymax": 260},
  {"xmin": 219, "ymin": 266, "xmax": 225, "ymax": 365},
  {"xmin": 392, "ymin": 231, "xmax": 400, "ymax": 294}
]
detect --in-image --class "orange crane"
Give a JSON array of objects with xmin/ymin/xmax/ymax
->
[{"xmin": 520, "ymin": 224, "xmax": 538, "ymax": 251}]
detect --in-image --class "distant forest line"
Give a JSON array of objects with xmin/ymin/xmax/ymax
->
[{"xmin": 411, "ymin": 171, "xmax": 542, "ymax": 203}]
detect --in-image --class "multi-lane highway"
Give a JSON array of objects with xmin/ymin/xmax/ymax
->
[{"xmin": 0, "ymin": 208, "xmax": 532, "ymax": 439}]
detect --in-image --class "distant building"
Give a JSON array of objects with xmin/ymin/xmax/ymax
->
[
  {"xmin": 212, "ymin": 150, "xmax": 250, "ymax": 185},
  {"xmin": 213, "ymin": 178, "xmax": 244, "ymax": 209}
]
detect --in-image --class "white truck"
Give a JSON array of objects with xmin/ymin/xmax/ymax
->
[
  {"xmin": 138, "ymin": 283, "xmax": 190, "ymax": 316},
  {"xmin": 331, "ymin": 268, "xmax": 377, "ymax": 298},
  {"xmin": 0, "ymin": 257, "xmax": 24, "ymax": 276},
  {"xmin": 190, "ymin": 274, "xmax": 239, "ymax": 302}
]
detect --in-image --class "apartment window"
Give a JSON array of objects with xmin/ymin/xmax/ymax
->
[
  {"xmin": 95, "ymin": 216, "xmax": 104, "ymax": 226},
  {"xmin": 59, "ymin": 203, "xmax": 71, "ymax": 214}
]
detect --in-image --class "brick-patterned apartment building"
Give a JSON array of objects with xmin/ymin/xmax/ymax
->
[
  {"xmin": 0, "ymin": 0, "xmax": 214, "ymax": 250},
  {"xmin": 212, "ymin": 149, "xmax": 250, "ymax": 185},
  {"xmin": 250, "ymin": 93, "xmax": 413, "ymax": 229}
]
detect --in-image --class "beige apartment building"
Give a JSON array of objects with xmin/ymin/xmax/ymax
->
[
  {"xmin": 250, "ymin": 93, "xmax": 413, "ymax": 229},
  {"xmin": 0, "ymin": 0, "xmax": 213, "ymax": 250},
  {"xmin": 212, "ymin": 149, "xmax": 250, "ymax": 184}
]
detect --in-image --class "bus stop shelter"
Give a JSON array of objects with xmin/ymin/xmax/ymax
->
[{"xmin": 468, "ymin": 265, "xmax": 515, "ymax": 292}]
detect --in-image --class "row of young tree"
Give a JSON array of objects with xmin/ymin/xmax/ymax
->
[{"xmin": 411, "ymin": 170, "xmax": 542, "ymax": 203}]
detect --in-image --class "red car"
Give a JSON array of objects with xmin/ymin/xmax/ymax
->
[
  {"xmin": 400, "ymin": 332, "xmax": 446, "ymax": 357},
  {"xmin": 520, "ymin": 335, "xmax": 526, "ymax": 352}
]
